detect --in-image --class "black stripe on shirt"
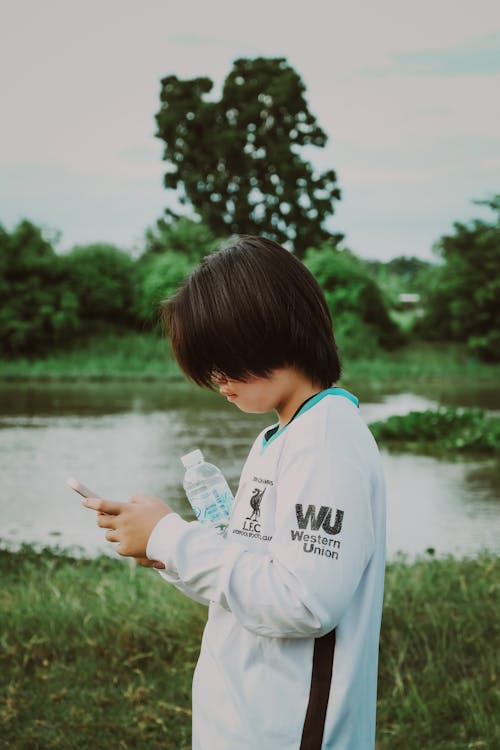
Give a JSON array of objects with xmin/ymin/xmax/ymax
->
[{"xmin": 299, "ymin": 628, "xmax": 336, "ymax": 750}]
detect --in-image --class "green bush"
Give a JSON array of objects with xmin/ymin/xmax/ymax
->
[
  {"xmin": 135, "ymin": 217, "xmax": 219, "ymax": 327},
  {"xmin": 135, "ymin": 252, "xmax": 194, "ymax": 325},
  {"xmin": 304, "ymin": 244, "xmax": 404, "ymax": 354},
  {"xmin": 64, "ymin": 243, "xmax": 137, "ymax": 331},
  {"xmin": 369, "ymin": 408, "xmax": 500, "ymax": 454},
  {"xmin": 0, "ymin": 221, "xmax": 81, "ymax": 355},
  {"xmin": 416, "ymin": 196, "xmax": 500, "ymax": 361}
]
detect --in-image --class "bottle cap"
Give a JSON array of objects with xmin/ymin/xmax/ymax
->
[{"xmin": 181, "ymin": 448, "xmax": 204, "ymax": 468}]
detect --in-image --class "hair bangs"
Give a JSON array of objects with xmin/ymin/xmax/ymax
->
[{"xmin": 162, "ymin": 261, "xmax": 275, "ymax": 388}]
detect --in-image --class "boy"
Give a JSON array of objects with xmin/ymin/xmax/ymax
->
[{"xmin": 84, "ymin": 236, "xmax": 386, "ymax": 749}]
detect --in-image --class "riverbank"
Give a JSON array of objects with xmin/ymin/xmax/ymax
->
[
  {"xmin": 0, "ymin": 547, "xmax": 498, "ymax": 750},
  {"xmin": 0, "ymin": 333, "xmax": 181, "ymax": 382},
  {"xmin": 1, "ymin": 333, "xmax": 499, "ymax": 385}
]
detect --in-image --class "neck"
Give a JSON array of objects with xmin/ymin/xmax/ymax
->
[{"xmin": 276, "ymin": 379, "xmax": 323, "ymax": 428}]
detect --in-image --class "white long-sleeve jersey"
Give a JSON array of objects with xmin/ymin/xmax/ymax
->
[{"xmin": 147, "ymin": 387, "xmax": 386, "ymax": 750}]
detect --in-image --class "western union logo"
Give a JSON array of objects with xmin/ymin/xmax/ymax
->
[{"xmin": 295, "ymin": 504, "xmax": 344, "ymax": 535}]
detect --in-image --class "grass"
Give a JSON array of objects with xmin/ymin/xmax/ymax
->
[
  {"xmin": 1, "ymin": 333, "xmax": 499, "ymax": 384},
  {"xmin": 377, "ymin": 552, "xmax": 499, "ymax": 750},
  {"xmin": 0, "ymin": 546, "xmax": 204, "ymax": 750},
  {"xmin": 0, "ymin": 546, "xmax": 498, "ymax": 750},
  {"xmin": 342, "ymin": 341, "xmax": 500, "ymax": 385},
  {"xmin": 0, "ymin": 333, "xmax": 182, "ymax": 381}
]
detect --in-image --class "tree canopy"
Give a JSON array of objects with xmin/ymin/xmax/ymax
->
[
  {"xmin": 364, "ymin": 255, "xmax": 433, "ymax": 309},
  {"xmin": 155, "ymin": 57, "xmax": 343, "ymax": 258},
  {"xmin": 141, "ymin": 217, "xmax": 218, "ymax": 263}
]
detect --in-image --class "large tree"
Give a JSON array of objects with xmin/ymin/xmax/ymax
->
[{"xmin": 155, "ymin": 57, "xmax": 343, "ymax": 258}]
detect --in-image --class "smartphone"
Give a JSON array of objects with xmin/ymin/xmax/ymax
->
[{"xmin": 66, "ymin": 477, "xmax": 102, "ymax": 499}]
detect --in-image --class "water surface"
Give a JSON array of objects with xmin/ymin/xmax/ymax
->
[{"xmin": 0, "ymin": 381, "xmax": 498, "ymax": 561}]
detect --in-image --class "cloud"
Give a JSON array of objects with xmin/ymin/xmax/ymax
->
[{"xmin": 362, "ymin": 30, "xmax": 500, "ymax": 77}]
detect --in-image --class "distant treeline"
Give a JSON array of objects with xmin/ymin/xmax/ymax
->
[{"xmin": 0, "ymin": 199, "xmax": 499, "ymax": 362}]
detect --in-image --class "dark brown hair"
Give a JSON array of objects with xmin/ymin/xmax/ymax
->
[{"xmin": 161, "ymin": 235, "xmax": 341, "ymax": 388}]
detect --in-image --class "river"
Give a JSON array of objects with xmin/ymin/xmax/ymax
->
[{"xmin": 0, "ymin": 380, "xmax": 498, "ymax": 561}]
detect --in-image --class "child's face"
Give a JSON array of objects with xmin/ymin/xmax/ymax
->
[{"xmin": 211, "ymin": 367, "xmax": 313, "ymax": 421}]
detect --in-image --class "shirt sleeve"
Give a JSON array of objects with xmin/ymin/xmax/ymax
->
[
  {"xmin": 154, "ymin": 561, "xmax": 210, "ymax": 607},
  {"xmin": 146, "ymin": 440, "xmax": 375, "ymax": 639}
]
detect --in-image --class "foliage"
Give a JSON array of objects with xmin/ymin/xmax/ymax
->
[
  {"xmin": 369, "ymin": 408, "xmax": 500, "ymax": 455},
  {"xmin": 0, "ymin": 220, "xmax": 80, "ymax": 355},
  {"xmin": 136, "ymin": 252, "xmax": 194, "ymax": 324},
  {"xmin": 417, "ymin": 195, "xmax": 500, "ymax": 361},
  {"xmin": 142, "ymin": 217, "xmax": 219, "ymax": 262},
  {"xmin": 64, "ymin": 243, "xmax": 137, "ymax": 331},
  {"xmin": 303, "ymin": 244, "xmax": 404, "ymax": 356},
  {"xmin": 364, "ymin": 255, "xmax": 434, "ymax": 309},
  {"xmin": 0, "ymin": 546, "xmax": 498, "ymax": 749},
  {"xmin": 155, "ymin": 57, "xmax": 343, "ymax": 258}
]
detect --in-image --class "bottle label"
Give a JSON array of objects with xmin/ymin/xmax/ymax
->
[{"xmin": 188, "ymin": 481, "xmax": 234, "ymax": 528}]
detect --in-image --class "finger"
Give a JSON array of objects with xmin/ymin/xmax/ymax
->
[
  {"xmin": 129, "ymin": 494, "xmax": 162, "ymax": 506},
  {"xmin": 133, "ymin": 556, "xmax": 165, "ymax": 569},
  {"xmin": 96, "ymin": 513, "xmax": 116, "ymax": 529},
  {"xmin": 83, "ymin": 497, "xmax": 124, "ymax": 515},
  {"xmin": 105, "ymin": 529, "xmax": 120, "ymax": 543}
]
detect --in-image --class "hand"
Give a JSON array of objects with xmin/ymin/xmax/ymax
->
[{"xmin": 82, "ymin": 494, "xmax": 172, "ymax": 560}]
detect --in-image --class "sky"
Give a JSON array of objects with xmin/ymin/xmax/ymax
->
[{"xmin": 1, "ymin": 0, "xmax": 499, "ymax": 261}]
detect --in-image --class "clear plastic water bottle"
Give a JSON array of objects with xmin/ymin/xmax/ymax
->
[{"xmin": 181, "ymin": 449, "xmax": 234, "ymax": 536}]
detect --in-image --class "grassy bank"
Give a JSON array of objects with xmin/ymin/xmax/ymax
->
[
  {"xmin": 1, "ymin": 333, "xmax": 499, "ymax": 384},
  {"xmin": 0, "ymin": 547, "xmax": 498, "ymax": 750},
  {"xmin": 0, "ymin": 334, "xmax": 182, "ymax": 381}
]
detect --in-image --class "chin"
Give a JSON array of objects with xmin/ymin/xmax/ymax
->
[{"xmin": 236, "ymin": 402, "xmax": 273, "ymax": 416}]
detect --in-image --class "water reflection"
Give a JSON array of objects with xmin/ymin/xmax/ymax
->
[
  {"xmin": 347, "ymin": 377, "xmax": 500, "ymax": 412},
  {"xmin": 382, "ymin": 451, "xmax": 499, "ymax": 559}
]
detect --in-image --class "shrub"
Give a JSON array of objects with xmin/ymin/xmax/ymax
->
[
  {"xmin": 0, "ymin": 221, "xmax": 81, "ymax": 355},
  {"xmin": 304, "ymin": 244, "xmax": 404, "ymax": 354}
]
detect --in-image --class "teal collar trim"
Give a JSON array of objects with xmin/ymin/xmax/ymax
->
[{"xmin": 261, "ymin": 387, "xmax": 359, "ymax": 449}]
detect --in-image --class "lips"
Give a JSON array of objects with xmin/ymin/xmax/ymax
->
[{"xmin": 220, "ymin": 389, "xmax": 236, "ymax": 397}]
